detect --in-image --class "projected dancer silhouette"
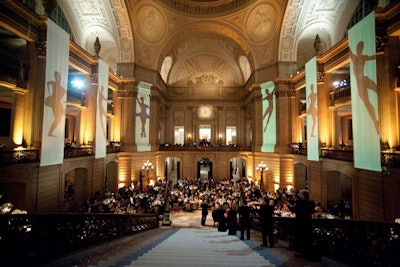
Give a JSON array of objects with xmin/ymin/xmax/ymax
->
[
  {"xmin": 97, "ymin": 86, "xmax": 107, "ymax": 138},
  {"xmin": 45, "ymin": 70, "xmax": 66, "ymax": 137},
  {"xmin": 263, "ymin": 88, "xmax": 274, "ymax": 132},
  {"xmin": 136, "ymin": 96, "xmax": 150, "ymax": 138},
  {"xmin": 307, "ymin": 84, "xmax": 318, "ymax": 137},
  {"xmin": 349, "ymin": 41, "xmax": 379, "ymax": 134}
]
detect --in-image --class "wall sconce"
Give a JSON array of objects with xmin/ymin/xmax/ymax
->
[
  {"xmin": 256, "ymin": 161, "xmax": 269, "ymax": 189},
  {"xmin": 142, "ymin": 160, "xmax": 154, "ymax": 185}
]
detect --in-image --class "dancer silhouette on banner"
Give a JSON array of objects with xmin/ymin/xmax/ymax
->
[
  {"xmin": 45, "ymin": 70, "xmax": 66, "ymax": 137},
  {"xmin": 349, "ymin": 41, "xmax": 379, "ymax": 134},
  {"xmin": 97, "ymin": 86, "xmax": 107, "ymax": 138},
  {"xmin": 136, "ymin": 96, "xmax": 150, "ymax": 138},
  {"xmin": 307, "ymin": 84, "xmax": 318, "ymax": 137},
  {"xmin": 263, "ymin": 88, "xmax": 274, "ymax": 132}
]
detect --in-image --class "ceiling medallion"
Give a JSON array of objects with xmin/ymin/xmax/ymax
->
[
  {"xmin": 136, "ymin": 6, "xmax": 166, "ymax": 42},
  {"xmin": 246, "ymin": 4, "xmax": 277, "ymax": 43}
]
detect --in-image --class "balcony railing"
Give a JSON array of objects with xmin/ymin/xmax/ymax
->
[
  {"xmin": 291, "ymin": 144, "xmax": 400, "ymax": 168},
  {"xmin": 0, "ymin": 143, "xmax": 122, "ymax": 166},
  {"xmin": 321, "ymin": 147, "xmax": 354, "ymax": 162},
  {"xmin": 107, "ymin": 142, "xmax": 120, "ymax": 153},
  {"xmin": 64, "ymin": 146, "xmax": 93, "ymax": 158},
  {"xmin": 252, "ymin": 216, "xmax": 400, "ymax": 266},
  {"xmin": 0, "ymin": 213, "xmax": 159, "ymax": 266},
  {"xmin": 0, "ymin": 148, "xmax": 40, "ymax": 166},
  {"xmin": 330, "ymin": 86, "xmax": 351, "ymax": 106},
  {"xmin": 290, "ymin": 143, "xmax": 307, "ymax": 155},
  {"xmin": 1, "ymin": 212, "xmax": 398, "ymax": 266},
  {"xmin": 159, "ymin": 144, "xmax": 251, "ymax": 151}
]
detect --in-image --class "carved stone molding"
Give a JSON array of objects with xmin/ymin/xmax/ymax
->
[
  {"xmin": 35, "ymin": 41, "xmax": 46, "ymax": 58},
  {"xmin": 376, "ymin": 35, "xmax": 387, "ymax": 54},
  {"xmin": 317, "ymin": 71, "xmax": 325, "ymax": 83},
  {"xmin": 117, "ymin": 82, "xmax": 137, "ymax": 98},
  {"xmin": 90, "ymin": 64, "xmax": 98, "ymax": 85},
  {"xmin": 275, "ymin": 88, "xmax": 295, "ymax": 98}
]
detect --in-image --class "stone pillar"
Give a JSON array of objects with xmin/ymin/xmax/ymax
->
[
  {"xmin": 165, "ymin": 105, "xmax": 173, "ymax": 144},
  {"xmin": 320, "ymin": 71, "xmax": 333, "ymax": 147},
  {"xmin": 83, "ymin": 73, "xmax": 97, "ymax": 146},
  {"xmin": 109, "ymin": 88, "xmax": 121, "ymax": 142},
  {"xmin": 11, "ymin": 91, "xmax": 26, "ymax": 146},
  {"xmin": 251, "ymin": 88, "xmax": 262, "ymax": 152},
  {"xmin": 31, "ymin": 23, "xmax": 47, "ymax": 148},
  {"xmin": 149, "ymin": 91, "xmax": 159, "ymax": 150},
  {"xmin": 275, "ymin": 82, "xmax": 295, "ymax": 153},
  {"xmin": 217, "ymin": 106, "xmax": 224, "ymax": 144},
  {"xmin": 118, "ymin": 82, "xmax": 137, "ymax": 151},
  {"xmin": 378, "ymin": 36, "xmax": 399, "ymax": 148}
]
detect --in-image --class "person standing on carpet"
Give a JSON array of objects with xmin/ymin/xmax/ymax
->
[
  {"xmin": 226, "ymin": 203, "xmax": 238, "ymax": 235},
  {"xmin": 259, "ymin": 197, "xmax": 275, "ymax": 248},
  {"xmin": 290, "ymin": 189, "xmax": 316, "ymax": 259},
  {"xmin": 201, "ymin": 200, "xmax": 209, "ymax": 226},
  {"xmin": 217, "ymin": 202, "xmax": 228, "ymax": 232},
  {"xmin": 238, "ymin": 199, "xmax": 252, "ymax": 240}
]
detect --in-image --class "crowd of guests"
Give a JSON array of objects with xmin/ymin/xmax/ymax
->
[
  {"xmin": 81, "ymin": 176, "xmax": 348, "ymax": 222},
  {"xmin": 81, "ymin": 176, "xmax": 326, "ymax": 260}
]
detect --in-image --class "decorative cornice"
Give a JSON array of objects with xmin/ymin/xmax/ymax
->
[
  {"xmin": 155, "ymin": 0, "xmax": 257, "ymax": 16},
  {"xmin": 117, "ymin": 80, "xmax": 138, "ymax": 98},
  {"xmin": 275, "ymin": 88, "xmax": 295, "ymax": 98},
  {"xmin": 317, "ymin": 71, "xmax": 325, "ymax": 84}
]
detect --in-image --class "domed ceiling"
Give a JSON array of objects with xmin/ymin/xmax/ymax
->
[{"xmin": 58, "ymin": 0, "xmax": 359, "ymax": 87}]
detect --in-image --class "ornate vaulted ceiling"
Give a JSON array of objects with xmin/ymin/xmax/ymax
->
[{"xmin": 57, "ymin": 0, "xmax": 359, "ymax": 87}]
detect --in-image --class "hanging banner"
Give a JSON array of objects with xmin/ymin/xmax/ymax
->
[
  {"xmin": 95, "ymin": 59, "xmax": 109, "ymax": 159},
  {"xmin": 349, "ymin": 11, "xmax": 381, "ymax": 172},
  {"xmin": 306, "ymin": 57, "xmax": 319, "ymax": 161},
  {"xmin": 136, "ymin": 82, "xmax": 152, "ymax": 152},
  {"xmin": 261, "ymin": 81, "xmax": 276, "ymax": 152},
  {"xmin": 40, "ymin": 19, "xmax": 70, "ymax": 166}
]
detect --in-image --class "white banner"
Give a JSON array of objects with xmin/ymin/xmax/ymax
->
[
  {"xmin": 306, "ymin": 57, "xmax": 319, "ymax": 161},
  {"xmin": 136, "ymin": 82, "xmax": 152, "ymax": 152},
  {"xmin": 260, "ymin": 81, "xmax": 276, "ymax": 152},
  {"xmin": 40, "ymin": 19, "xmax": 70, "ymax": 166},
  {"xmin": 95, "ymin": 59, "xmax": 109, "ymax": 159},
  {"xmin": 349, "ymin": 11, "xmax": 381, "ymax": 172}
]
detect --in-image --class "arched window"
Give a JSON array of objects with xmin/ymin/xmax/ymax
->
[
  {"xmin": 239, "ymin": 56, "xmax": 251, "ymax": 82},
  {"xmin": 160, "ymin": 56, "xmax": 173, "ymax": 83}
]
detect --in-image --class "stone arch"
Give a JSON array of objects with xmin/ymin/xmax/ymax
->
[
  {"xmin": 63, "ymin": 167, "xmax": 88, "ymax": 212},
  {"xmin": 164, "ymin": 156, "xmax": 181, "ymax": 185},
  {"xmin": 105, "ymin": 161, "xmax": 118, "ymax": 193},
  {"xmin": 325, "ymin": 170, "xmax": 353, "ymax": 219},
  {"xmin": 294, "ymin": 162, "xmax": 308, "ymax": 191}
]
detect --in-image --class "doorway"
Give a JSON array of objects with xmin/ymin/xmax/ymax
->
[
  {"xmin": 165, "ymin": 157, "xmax": 180, "ymax": 185},
  {"xmin": 63, "ymin": 168, "xmax": 88, "ymax": 212},
  {"xmin": 197, "ymin": 157, "xmax": 212, "ymax": 179}
]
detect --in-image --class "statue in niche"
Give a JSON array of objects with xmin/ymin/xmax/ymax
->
[
  {"xmin": 314, "ymin": 34, "xmax": 322, "ymax": 55},
  {"xmin": 94, "ymin": 37, "xmax": 101, "ymax": 58}
]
